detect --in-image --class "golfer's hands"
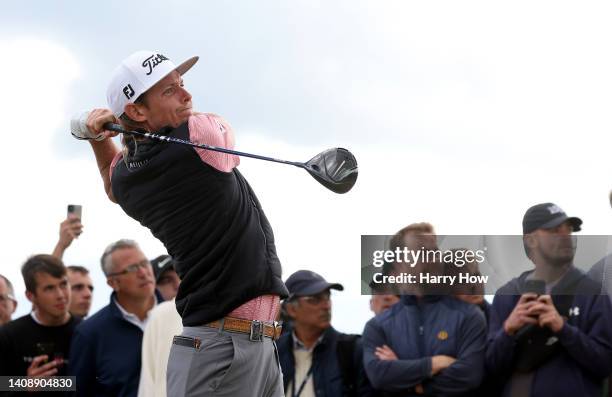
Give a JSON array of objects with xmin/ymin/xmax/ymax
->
[
  {"xmin": 86, "ymin": 108, "xmax": 120, "ymax": 140},
  {"xmin": 375, "ymin": 345, "xmax": 398, "ymax": 361},
  {"xmin": 528, "ymin": 295, "xmax": 565, "ymax": 333},
  {"xmin": 27, "ymin": 355, "xmax": 61, "ymax": 377},
  {"xmin": 504, "ymin": 293, "xmax": 539, "ymax": 336},
  {"xmin": 431, "ymin": 355, "xmax": 456, "ymax": 376}
]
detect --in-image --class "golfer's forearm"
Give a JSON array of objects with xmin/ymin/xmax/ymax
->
[{"xmin": 90, "ymin": 139, "xmax": 119, "ymax": 202}]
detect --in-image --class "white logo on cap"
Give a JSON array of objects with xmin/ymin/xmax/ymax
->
[
  {"xmin": 547, "ymin": 205, "xmax": 563, "ymax": 215},
  {"xmin": 157, "ymin": 257, "xmax": 172, "ymax": 269},
  {"xmin": 142, "ymin": 53, "xmax": 169, "ymax": 76}
]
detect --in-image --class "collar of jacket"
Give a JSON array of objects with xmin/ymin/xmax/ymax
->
[
  {"xmin": 401, "ymin": 294, "xmax": 443, "ymax": 306},
  {"xmin": 514, "ymin": 266, "xmax": 586, "ymax": 294},
  {"xmin": 108, "ymin": 289, "xmax": 164, "ymax": 321}
]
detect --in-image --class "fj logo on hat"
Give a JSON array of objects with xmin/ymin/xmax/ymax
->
[
  {"xmin": 123, "ymin": 84, "xmax": 135, "ymax": 100},
  {"xmin": 437, "ymin": 330, "xmax": 448, "ymax": 341},
  {"xmin": 142, "ymin": 53, "xmax": 169, "ymax": 75},
  {"xmin": 547, "ymin": 205, "xmax": 563, "ymax": 215}
]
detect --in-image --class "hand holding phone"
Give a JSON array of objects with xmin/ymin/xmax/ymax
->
[
  {"xmin": 58, "ymin": 205, "xmax": 84, "ymax": 249},
  {"xmin": 67, "ymin": 204, "xmax": 82, "ymax": 220}
]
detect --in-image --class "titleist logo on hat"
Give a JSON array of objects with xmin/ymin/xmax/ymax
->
[{"xmin": 142, "ymin": 53, "xmax": 169, "ymax": 75}]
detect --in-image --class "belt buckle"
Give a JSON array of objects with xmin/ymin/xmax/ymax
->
[
  {"xmin": 273, "ymin": 321, "xmax": 282, "ymax": 340},
  {"xmin": 249, "ymin": 320, "xmax": 264, "ymax": 342}
]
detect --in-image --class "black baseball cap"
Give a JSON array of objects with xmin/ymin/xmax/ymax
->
[
  {"xmin": 151, "ymin": 255, "xmax": 175, "ymax": 283},
  {"xmin": 522, "ymin": 203, "xmax": 582, "ymax": 234},
  {"xmin": 285, "ymin": 270, "xmax": 343, "ymax": 299}
]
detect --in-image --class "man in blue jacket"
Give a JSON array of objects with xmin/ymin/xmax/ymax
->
[
  {"xmin": 69, "ymin": 239, "xmax": 162, "ymax": 397},
  {"xmin": 277, "ymin": 270, "xmax": 373, "ymax": 397},
  {"xmin": 362, "ymin": 223, "xmax": 487, "ymax": 396},
  {"xmin": 486, "ymin": 202, "xmax": 612, "ymax": 397}
]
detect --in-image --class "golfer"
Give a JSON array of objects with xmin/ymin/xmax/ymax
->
[{"xmin": 77, "ymin": 50, "xmax": 288, "ymax": 396}]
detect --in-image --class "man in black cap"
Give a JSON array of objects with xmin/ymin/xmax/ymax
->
[
  {"xmin": 486, "ymin": 202, "xmax": 612, "ymax": 397},
  {"xmin": 277, "ymin": 270, "xmax": 372, "ymax": 397},
  {"xmin": 151, "ymin": 255, "xmax": 180, "ymax": 301}
]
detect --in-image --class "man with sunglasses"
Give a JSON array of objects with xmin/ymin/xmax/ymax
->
[
  {"xmin": 277, "ymin": 270, "xmax": 372, "ymax": 397},
  {"xmin": 69, "ymin": 239, "xmax": 162, "ymax": 397}
]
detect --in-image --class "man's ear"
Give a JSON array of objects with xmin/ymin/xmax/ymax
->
[
  {"xmin": 123, "ymin": 103, "xmax": 147, "ymax": 122},
  {"xmin": 106, "ymin": 277, "xmax": 119, "ymax": 292},
  {"xmin": 25, "ymin": 290, "xmax": 34, "ymax": 304},
  {"xmin": 524, "ymin": 233, "xmax": 537, "ymax": 250},
  {"xmin": 11, "ymin": 300, "xmax": 17, "ymax": 314},
  {"xmin": 285, "ymin": 301, "xmax": 298, "ymax": 319}
]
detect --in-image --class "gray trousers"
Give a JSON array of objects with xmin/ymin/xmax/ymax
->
[{"xmin": 167, "ymin": 325, "xmax": 284, "ymax": 397}]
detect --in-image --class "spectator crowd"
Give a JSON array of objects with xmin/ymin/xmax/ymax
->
[{"xmin": 1, "ymin": 200, "xmax": 611, "ymax": 397}]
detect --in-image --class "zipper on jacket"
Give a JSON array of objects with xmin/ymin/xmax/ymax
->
[{"xmin": 416, "ymin": 302, "xmax": 425, "ymax": 357}]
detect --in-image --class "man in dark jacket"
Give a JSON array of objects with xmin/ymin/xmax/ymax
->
[
  {"xmin": 486, "ymin": 202, "xmax": 612, "ymax": 397},
  {"xmin": 69, "ymin": 239, "xmax": 161, "ymax": 397},
  {"xmin": 363, "ymin": 296, "xmax": 486, "ymax": 396},
  {"xmin": 362, "ymin": 222, "xmax": 487, "ymax": 396},
  {"xmin": 278, "ymin": 270, "xmax": 372, "ymax": 397}
]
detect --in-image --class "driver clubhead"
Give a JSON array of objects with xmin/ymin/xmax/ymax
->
[{"xmin": 304, "ymin": 148, "xmax": 358, "ymax": 194}]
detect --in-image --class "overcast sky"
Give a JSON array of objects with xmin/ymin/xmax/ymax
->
[{"xmin": 2, "ymin": 1, "xmax": 612, "ymax": 333}]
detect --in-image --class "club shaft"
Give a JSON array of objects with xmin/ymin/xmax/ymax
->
[{"xmin": 104, "ymin": 123, "xmax": 305, "ymax": 168}]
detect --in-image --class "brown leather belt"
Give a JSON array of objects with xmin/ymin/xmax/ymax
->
[{"xmin": 204, "ymin": 317, "xmax": 282, "ymax": 341}]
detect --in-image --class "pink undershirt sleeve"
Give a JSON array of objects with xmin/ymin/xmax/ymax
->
[
  {"xmin": 109, "ymin": 150, "xmax": 123, "ymax": 181},
  {"xmin": 188, "ymin": 113, "xmax": 240, "ymax": 172}
]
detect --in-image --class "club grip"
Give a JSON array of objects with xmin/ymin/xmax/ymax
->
[{"xmin": 103, "ymin": 123, "xmax": 126, "ymax": 134}]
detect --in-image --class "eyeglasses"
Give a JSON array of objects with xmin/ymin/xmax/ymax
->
[
  {"xmin": 298, "ymin": 291, "xmax": 331, "ymax": 305},
  {"xmin": 0, "ymin": 293, "xmax": 16, "ymax": 304},
  {"xmin": 107, "ymin": 260, "xmax": 150, "ymax": 277}
]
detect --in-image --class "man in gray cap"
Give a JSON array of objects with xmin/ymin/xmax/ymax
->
[
  {"xmin": 486, "ymin": 202, "xmax": 612, "ymax": 397},
  {"xmin": 277, "ymin": 270, "xmax": 372, "ymax": 396}
]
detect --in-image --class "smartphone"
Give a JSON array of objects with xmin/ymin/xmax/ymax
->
[
  {"xmin": 35, "ymin": 342, "xmax": 55, "ymax": 362},
  {"xmin": 67, "ymin": 204, "xmax": 82, "ymax": 220},
  {"xmin": 523, "ymin": 279, "xmax": 545, "ymax": 296}
]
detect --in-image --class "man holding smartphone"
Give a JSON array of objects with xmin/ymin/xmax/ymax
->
[
  {"xmin": 0, "ymin": 255, "xmax": 80, "ymax": 385},
  {"xmin": 486, "ymin": 203, "xmax": 612, "ymax": 397},
  {"xmin": 51, "ymin": 205, "xmax": 95, "ymax": 319}
]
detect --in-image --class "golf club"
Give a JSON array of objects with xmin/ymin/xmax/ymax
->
[{"xmin": 71, "ymin": 120, "xmax": 358, "ymax": 194}]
